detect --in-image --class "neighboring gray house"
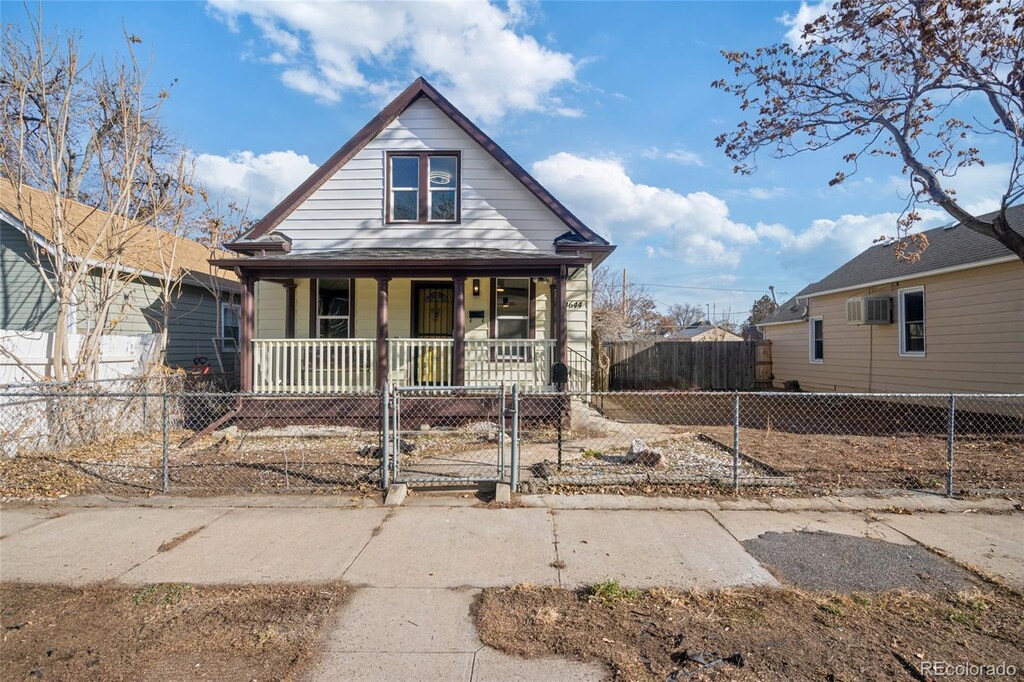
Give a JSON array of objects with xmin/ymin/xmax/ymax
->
[{"xmin": 1, "ymin": 181, "xmax": 240, "ymax": 373}]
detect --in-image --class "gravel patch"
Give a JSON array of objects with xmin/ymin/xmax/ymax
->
[{"xmin": 743, "ymin": 530, "xmax": 979, "ymax": 593}]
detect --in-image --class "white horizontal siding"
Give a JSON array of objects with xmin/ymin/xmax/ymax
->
[{"xmin": 276, "ymin": 98, "xmax": 570, "ymax": 253}]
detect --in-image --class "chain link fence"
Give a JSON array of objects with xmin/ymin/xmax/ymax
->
[
  {"xmin": 1, "ymin": 383, "xmax": 1021, "ymax": 498},
  {"xmin": 517, "ymin": 391, "xmax": 1024, "ymax": 497},
  {"xmin": 0, "ymin": 383, "xmax": 384, "ymax": 497}
]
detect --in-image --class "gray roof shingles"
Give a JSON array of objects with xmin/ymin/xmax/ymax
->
[{"xmin": 797, "ymin": 205, "xmax": 1024, "ymax": 298}]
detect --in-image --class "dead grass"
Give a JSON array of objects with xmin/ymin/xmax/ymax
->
[
  {"xmin": 0, "ymin": 582, "xmax": 349, "ymax": 681},
  {"xmin": 473, "ymin": 584, "xmax": 1024, "ymax": 681}
]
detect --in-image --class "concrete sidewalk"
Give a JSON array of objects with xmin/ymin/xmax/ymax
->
[{"xmin": 2, "ymin": 495, "xmax": 1022, "ymax": 681}]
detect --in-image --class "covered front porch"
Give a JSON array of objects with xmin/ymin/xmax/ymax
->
[{"xmin": 213, "ymin": 249, "xmax": 592, "ymax": 394}]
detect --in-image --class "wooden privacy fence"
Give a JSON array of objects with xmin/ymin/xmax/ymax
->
[{"xmin": 605, "ymin": 340, "xmax": 772, "ymax": 390}]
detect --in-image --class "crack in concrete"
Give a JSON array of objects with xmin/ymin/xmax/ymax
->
[
  {"xmin": 112, "ymin": 508, "xmax": 234, "ymax": 583},
  {"xmin": 548, "ymin": 508, "xmax": 564, "ymax": 587},
  {"xmin": 340, "ymin": 508, "xmax": 395, "ymax": 580}
]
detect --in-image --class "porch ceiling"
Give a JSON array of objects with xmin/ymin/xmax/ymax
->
[{"xmin": 210, "ymin": 247, "xmax": 589, "ymax": 279}]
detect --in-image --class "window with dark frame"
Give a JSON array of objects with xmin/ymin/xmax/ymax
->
[
  {"xmin": 387, "ymin": 152, "xmax": 459, "ymax": 223},
  {"xmin": 221, "ymin": 302, "xmax": 240, "ymax": 351},
  {"xmin": 316, "ymin": 279, "xmax": 351, "ymax": 339},
  {"xmin": 900, "ymin": 288, "xmax": 925, "ymax": 355},
  {"xmin": 810, "ymin": 316, "xmax": 824, "ymax": 362}
]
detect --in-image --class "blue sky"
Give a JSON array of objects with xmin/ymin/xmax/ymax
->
[{"xmin": 5, "ymin": 1, "xmax": 1009, "ymax": 321}]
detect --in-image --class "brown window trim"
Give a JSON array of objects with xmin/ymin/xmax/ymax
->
[{"xmin": 385, "ymin": 150, "xmax": 462, "ymax": 225}]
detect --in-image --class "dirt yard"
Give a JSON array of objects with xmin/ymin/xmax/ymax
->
[
  {"xmin": 0, "ymin": 582, "xmax": 348, "ymax": 681},
  {"xmin": 474, "ymin": 584, "xmax": 1024, "ymax": 681}
]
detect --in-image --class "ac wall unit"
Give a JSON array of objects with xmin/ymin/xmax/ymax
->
[{"xmin": 846, "ymin": 296, "xmax": 892, "ymax": 325}]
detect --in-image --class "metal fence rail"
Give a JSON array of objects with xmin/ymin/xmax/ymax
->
[{"xmin": 1, "ymin": 385, "xmax": 1021, "ymax": 498}]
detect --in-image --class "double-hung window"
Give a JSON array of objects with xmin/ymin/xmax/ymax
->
[
  {"xmin": 899, "ymin": 287, "xmax": 925, "ymax": 356},
  {"xmin": 316, "ymin": 279, "xmax": 351, "ymax": 339},
  {"xmin": 221, "ymin": 302, "xmax": 241, "ymax": 351},
  {"xmin": 809, "ymin": 316, "xmax": 824, "ymax": 363},
  {"xmin": 387, "ymin": 152, "xmax": 459, "ymax": 223},
  {"xmin": 494, "ymin": 278, "xmax": 530, "ymax": 359}
]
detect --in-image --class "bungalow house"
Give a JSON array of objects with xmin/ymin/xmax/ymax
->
[
  {"xmin": 1, "ymin": 181, "xmax": 240, "ymax": 376},
  {"xmin": 759, "ymin": 206, "xmax": 1024, "ymax": 393},
  {"xmin": 212, "ymin": 78, "xmax": 614, "ymax": 395}
]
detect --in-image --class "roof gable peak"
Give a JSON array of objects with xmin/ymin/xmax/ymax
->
[{"xmin": 231, "ymin": 77, "xmax": 609, "ymax": 251}]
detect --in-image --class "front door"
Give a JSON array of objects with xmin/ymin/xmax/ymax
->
[{"xmin": 412, "ymin": 282, "xmax": 454, "ymax": 384}]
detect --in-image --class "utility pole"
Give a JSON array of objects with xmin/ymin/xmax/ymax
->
[{"xmin": 621, "ymin": 269, "xmax": 627, "ymax": 320}]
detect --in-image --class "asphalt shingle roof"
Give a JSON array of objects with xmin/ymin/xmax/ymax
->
[
  {"xmin": 797, "ymin": 205, "xmax": 1024, "ymax": 298},
  {"xmin": 759, "ymin": 296, "xmax": 807, "ymax": 325}
]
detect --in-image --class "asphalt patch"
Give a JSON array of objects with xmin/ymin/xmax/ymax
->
[{"xmin": 742, "ymin": 530, "xmax": 978, "ymax": 593}]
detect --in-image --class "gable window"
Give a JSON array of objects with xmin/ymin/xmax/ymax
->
[
  {"xmin": 809, "ymin": 316, "xmax": 824, "ymax": 363},
  {"xmin": 316, "ymin": 279, "xmax": 351, "ymax": 338},
  {"xmin": 387, "ymin": 151, "xmax": 460, "ymax": 223},
  {"xmin": 899, "ymin": 287, "xmax": 925, "ymax": 356},
  {"xmin": 494, "ymin": 278, "xmax": 531, "ymax": 359},
  {"xmin": 221, "ymin": 302, "xmax": 241, "ymax": 351}
]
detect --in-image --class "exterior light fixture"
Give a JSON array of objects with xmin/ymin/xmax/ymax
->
[{"xmin": 472, "ymin": 279, "xmax": 480, "ymax": 296}]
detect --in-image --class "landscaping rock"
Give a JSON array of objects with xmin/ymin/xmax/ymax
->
[
  {"xmin": 357, "ymin": 439, "xmax": 415, "ymax": 459},
  {"xmin": 418, "ymin": 424, "xmax": 431, "ymax": 432},
  {"xmin": 466, "ymin": 421, "xmax": 510, "ymax": 444},
  {"xmin": 623, "ymin": 439, "xmax": 664, "ymax": 467},
  {"xmin": 531, "ymin": 460, "xmax": 556, "ymax": 479}
]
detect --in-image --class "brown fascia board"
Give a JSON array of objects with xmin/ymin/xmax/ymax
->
[
  {"xmin": 232, "ymin": 76, "xmax": 610, "ymax": 248},
  {"xmin": 207, "ymin": 255, "xmax": 591, "ymax": 280}
]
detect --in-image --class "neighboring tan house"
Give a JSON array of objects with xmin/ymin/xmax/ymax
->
[
  {"xmin": 677, "ymin": 321, "xmax": 743, "ymax": 342},
  {"xmin": 0, "ymin": 181, "xmax": 240, "ymax": 373},
  {"xmin": 759, "ymin": 206, "xmax": 1024, "ymax": 393},
  {"xmin": 211, "ymin": 77, "xmax": 614, "ymax": 395}
]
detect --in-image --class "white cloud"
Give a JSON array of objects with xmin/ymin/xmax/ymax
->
[
  {"xmin": 885, "ymin": 163, "xmax": 1011, "ymax": 218},
  {"xmin": 756, "ymin": 209, "xmax": 948, "ymax": 256},
  {"xmin": 641, "ymin": 146, "xmax": 704, "ymax": 167},
  {"xmin": 778, "ymin": 1, "xmax": 829, "ymax": 49},
  {"xmin": 727, "ymin": 186, "xmax": 788, "ymax": 200},
  {"xmin": 531, "ymin": 153, "xmax": 756, "ymax": 267},
  {"xmin": 208, "ymin": 0, "xmax": 578, "ymax": 122},
  {"xmin": 193, "ymin": 150, "xmax": 318, "ymax": 216}
]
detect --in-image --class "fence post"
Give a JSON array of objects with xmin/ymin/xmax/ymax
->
[
  {"xmin": 381, "ymin": 382, "xmax": 390, "ymax": 490},
  {"xmin": 946, "ymin": 393, "xmax": 956, "ymax": 498},
  {"xmin": 161, "ymin": 392, "xmax": 169, "ymax": 494},
  {"xmin": 510, "ymin": 384, "xmax": 520, "ymax": 491},
  {"xmin": 732, "ymin": 392, "xmax": 740, "ymax": 492}
]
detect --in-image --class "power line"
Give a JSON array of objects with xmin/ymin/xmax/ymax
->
[{"xmin": 637, "ymin": 282, "xmax": 790, "ymax": 296}]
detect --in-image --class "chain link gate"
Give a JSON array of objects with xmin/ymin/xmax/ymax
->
[{"xmin": 381, "ymin": 383, "xmax": 519, "ymax": 489}]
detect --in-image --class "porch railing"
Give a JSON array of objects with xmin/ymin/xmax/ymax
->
[
  {"xmin": 388, "ymin": 338, "xmax": 454, "ymax": 387},
  {"xmin": 252, "ymin": 339, "xmax": 375, "ymax": 393},
  {"xmin": 251, "ymin": 338, "xmax": 579, "ymax": 393},
  {"xmin": 465, "ymin": 339, "xmax": 555, "ymax": 389}
]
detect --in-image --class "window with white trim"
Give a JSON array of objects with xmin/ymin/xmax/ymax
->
[
  {"xmin": 809, "ymin": 316, "xmax": 824, "ymax": 363},
  {"xmin": 316, "ymin": 279, "xmax": 351, "ymax": 339},
  {"xmin": 899, "ymin": 287, "xmax": 925, "ymax": 356},
  {"xmin": 494, "ymin": 278, "xmax": 530, "ymax": 358},
  {"xmin": 220, "ymin": 302, "xmax": 240, "ymax": 351},
  {"xmin": 387, "ymin": 152, "xmax": 459, "ymax": 223}
]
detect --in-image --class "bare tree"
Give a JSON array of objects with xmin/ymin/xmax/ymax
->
[
  {"xmin": 592, "ymin": 265, "xmax": 664, "ymax": 339},
  {"xmin": 714, "ymin": 0, "xmax": 1024, "ymax": 262},
  {"xmin": 665, "ymin": 302, "xmax": 704, "ymax": 331},
  {"xmin": 1, "ymin": 14, "xmax": 187, "ymax": 381}
]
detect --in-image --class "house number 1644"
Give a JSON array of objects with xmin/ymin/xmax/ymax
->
[{"xmin": 566, "ymin": 301, "xmax": 585, "ymax": 309}]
